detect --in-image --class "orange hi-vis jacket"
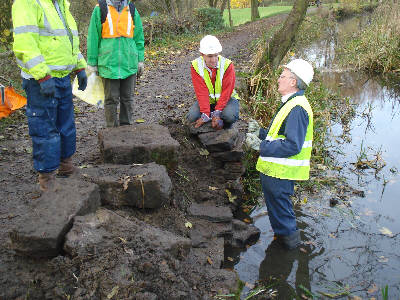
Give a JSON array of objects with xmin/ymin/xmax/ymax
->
[{"xmin": 101, "ymin": 4, "xmax": 134, "ymax": 38}]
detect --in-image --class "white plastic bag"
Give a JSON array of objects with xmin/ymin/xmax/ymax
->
[{"xmin": 72, "ymin": 71, "xmax": 104, "ymax": 108}]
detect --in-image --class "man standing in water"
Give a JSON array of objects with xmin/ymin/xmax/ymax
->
[{"xmin": 246, "ymin": 59, "xmax": 314, "ymax": 250}]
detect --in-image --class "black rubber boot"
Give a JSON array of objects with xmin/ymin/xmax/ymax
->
[{"xmin": 280, "ymin": 230, "xmax": 301, "ymax": 250}]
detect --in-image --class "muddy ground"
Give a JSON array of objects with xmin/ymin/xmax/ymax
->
[{"xmin": 0, "ymin": 15, "xmax": 286, "ymax": 300}]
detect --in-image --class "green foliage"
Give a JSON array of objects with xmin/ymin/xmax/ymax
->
[
  {"xmin": 194, "ymin": 7, "xmax": 225, "ymax": 31},
  {"xmin": 336, "ymin": 2, "xmax": 400, "ymax": 74},
  {"xmin": 0, "ymin": 0, "xmax": 13, "ymax": 51}
]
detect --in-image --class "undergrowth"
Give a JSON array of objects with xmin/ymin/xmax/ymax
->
[{"xmin": 336, "ymin": 2, "xmax": 400, "ymax": 73}]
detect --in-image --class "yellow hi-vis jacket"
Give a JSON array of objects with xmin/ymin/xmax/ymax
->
[
  {"xmin": 256, "ymin": 95, "xmax": 314, "ymax": 180},
  {"xmin": 101, "ymin": 4, "xmax": 134, "ymax": 38},
  {"xmin": 12, "ymin": 0, "xmax": 86, "ymax": 80},
  {"xmin": 191, "ymin": 55, "xmax": 239, "ymax": 105}
]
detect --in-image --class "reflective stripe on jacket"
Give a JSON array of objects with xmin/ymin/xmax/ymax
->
[
  {"xmin": 101, "ymin": 4, "xmax": 134, "ymax": 38},
  {"xmin": 87, "ymin": 4, "xmax": 145, "ymax": 79},
  {"xmin": 12, "ymin": 0, "xmax": 86, "ymax": 80},
  {"xmin": 256, "ymin": 95, "xmax": 314, "ymax": 180},
  {"xmin": 191, "ymin": 55, "xmax": 239, "ymax": 105}
]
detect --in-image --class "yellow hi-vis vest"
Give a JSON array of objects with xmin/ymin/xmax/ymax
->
[
  {"xmin": 101, "ymin": 4, "xmax": 134, "ymax": 38},
  {"xmin": 191, "ymin": 55, "xmax": 239, "ymax": 105},
  {"xmin": 256, "ymin": 95, "xmax": 314, "ymax": 181},
  {"xmin": 12, "ymin": 0, "xmax": 86, "ymax": 80}
]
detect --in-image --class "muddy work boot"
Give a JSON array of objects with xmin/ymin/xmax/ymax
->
[
  {"xmin": 279, "ymin": 230, "xmax": 301, "ymax": 250},
  {"xmin": 38, "ymin": 171, "xmax": 56, "ymax": 192},
  {"xmin": 57, "ymin": 157, "xmax": 78, "ymax": 177}
]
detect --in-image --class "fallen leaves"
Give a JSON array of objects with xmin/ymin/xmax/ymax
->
[
  {"xmin": 199, "ymin": 148, "xmax": 209, "ymax": 156},
  {"xmin": 207, "ymin": 256, "xmax": 213, "ymax": 265},
  {"xmin": 225, "ymin": 189, "xmax": 237, "ymax": 203},
  {"xmin": 107, "ymin": 286, "xmax": 119, "ymax": 299},
  {"xmin": 185, "ymin": 222, "xmax": 193, "ymax": 229},
  {"xmin": 378, "ymin": 256, "xmax": 389, "ymax": 263},
  {"xmin": 135, "ymin": 119, "xmax": 145, "ymax": 123},
  {"xmin": 379, "ymin": 227, "xmax": 393, "ymax": 237}
]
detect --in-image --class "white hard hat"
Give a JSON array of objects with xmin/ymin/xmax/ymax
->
[
  {"xmin": 283, "ymin": 59, "xmax": 314, "ymax": 86},
  {"xmin": 199, "ymin": 35, "xmax": 222, "ymax": 55}
]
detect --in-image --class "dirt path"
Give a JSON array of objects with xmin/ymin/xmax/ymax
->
[{"xmin": 0, "ymin": 14, "xmax": 286, "ymax": 299}]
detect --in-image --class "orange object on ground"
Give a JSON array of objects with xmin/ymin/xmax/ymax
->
[{"xmin": 0, "ymin": 86, "xmax": 27, "ymax": 119}]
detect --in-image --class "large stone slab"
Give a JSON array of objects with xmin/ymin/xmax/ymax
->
[
  {"xmin": 188, "ymin": 202, "xmax": 233, "ymax": 223},
  {"xmin": 64, "ymin": 208, "xmax": 191, "ymax": 259},
  {"xmin": 82, "ymin": 163, "xmax": 172, "ymax": 209},
  {"xmin": 198, "ymin": 128, "xmax": 239, "ymax": 153},
  {"xmin": 99, "ymin": 124, "xmax": 180, "ymax": 167},
  {"xmin": 9, "ymin": 178, "xmax": 100, "ymax": 257}
]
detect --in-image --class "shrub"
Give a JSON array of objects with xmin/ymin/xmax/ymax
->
[
  {"xmin": 193, "ymin": 7, "xmax": 225, "ymax": 31},
  {"xmin": 142, "ymin": 15, "xmax": 201, "ymax": 45}
]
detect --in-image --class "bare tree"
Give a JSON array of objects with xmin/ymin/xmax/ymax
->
[
  {"xmin": 255, "ymin": 0, "xmax": 310, "ymax": 72},
  {"xmin": 251, "ymin": 0, "xmax": 260, "ymax": 21},
  {"xmin": 227, "ymin": 0, "xmax": 233, "ymax": 27}
]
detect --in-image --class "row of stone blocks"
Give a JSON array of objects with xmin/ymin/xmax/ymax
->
[{"xmin": 9, "ymin": 123, "xmax": 251, "ymax": 260}]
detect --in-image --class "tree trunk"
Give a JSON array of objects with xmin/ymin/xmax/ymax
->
[
  {"xmin": 220, "ymin": 0, "xmax": 228, "ymax": 13},
  {"xmin": 228, "ymin": 0, "xmax": 233, "ymax": 27},
  {"xmin": 255, "ymin": 0, "xmax": 309, "ymax": 72},
  {"xmin": 209, "ymin": 0, "xmax": 219, "ymax": 7},
  {"xmin": 251, "ymin": 0, "xmax": 260, "ymax": 21}
]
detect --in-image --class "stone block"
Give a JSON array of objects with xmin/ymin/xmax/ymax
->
[
  {"xmin": 231, "ymin": 219, "xmax": 260, "ymax": 248},
  {"xmin": 82, "ymin": 163, "xmax": 172, "ymax": 209},
  {"xmin": 211, "ymin": 132, "xmax": 245, "ymax": 162},
  {"xmin": 9, "ymin": 179, "xmax": 100, "ymax": 257},
  {"xmin": 99, "ymin": 124, "xmax": 180, "ymax": 168},
  {"xmin": 188, "ymin": 202, "xmax": 232, "ymax": 223},
  {"xmin": 198, "ymin": 128, "xmax": 238, "ymax": 153}
]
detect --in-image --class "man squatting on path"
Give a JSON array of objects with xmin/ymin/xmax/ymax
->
[
  {"xmin": 187, "ymin": 35, "xmax": 240, "ymax": 130},
  {"xmin": 246, "ymin": 59, "xmax": 314, "ymax": 250}
]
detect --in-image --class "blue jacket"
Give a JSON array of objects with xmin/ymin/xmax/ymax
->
[{"xmin": 259, "ymin": 90, "xmax": 309, "ymax": 158}]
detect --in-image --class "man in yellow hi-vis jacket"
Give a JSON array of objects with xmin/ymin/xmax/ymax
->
[
  {"xmin": 246, "ymin": 59, "xmax": 314, "ymax": 250},
  {"xmin": 12, "ymin": 0, "xmax": 87, "ymax": 191}
]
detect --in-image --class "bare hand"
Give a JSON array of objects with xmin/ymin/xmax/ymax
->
[{"xmin": 193, "ymin": 118, "xmax": 205, "ymax": 128}]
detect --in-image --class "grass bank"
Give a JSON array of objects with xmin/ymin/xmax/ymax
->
[
  {"xmin": 336, "ymin": 2, "xmax": 400, "ymax": 74},
  {"xmin": 223, "ymin": 6, "xmax": 292, "ymax": 27}
]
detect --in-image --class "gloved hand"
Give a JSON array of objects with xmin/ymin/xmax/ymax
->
[
  {"xmin": 87, "ymin": 65, "xmax": 98, "ymax": 75},
  {"xmin": 246, "ymin": 133, "xmax": 261, "ymax": 151},
  {"xmin": 39, "ymin": 76, "xmax": 56, "ymax": 97},
  {"xmin": 211, "ymin": 110, "xmax": 223, "ymax": 130},
  {"xmin": 212, "ymin": 117, "xmax": 223, "ymax": 130},
  {"xmin": 77, "ymin": 69, "xmax": 87, "ymax": 91},
  {"xmin": 137, "ymin": 62, "xmax": 144, "ymax": 78},
  {"xmin": 248, "ymin": 118, "xmax": 261, "ymax": 136}
]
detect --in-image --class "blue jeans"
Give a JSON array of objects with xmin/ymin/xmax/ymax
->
[
  {"xmin": 23, "ymin": 76, "xmax": 76, "ymax": 173},
  {"xmin": 260, "ymin": 173, "xmax": 297, "ymax": 236},
  {"xmin": 187, "ymin": 97, "xmax": 239, "ymax": 126}
]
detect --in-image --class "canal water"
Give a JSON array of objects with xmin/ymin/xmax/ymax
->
[{"xmin": 234, "ymin": 14, "xmax": 400, "ymax": 299}]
